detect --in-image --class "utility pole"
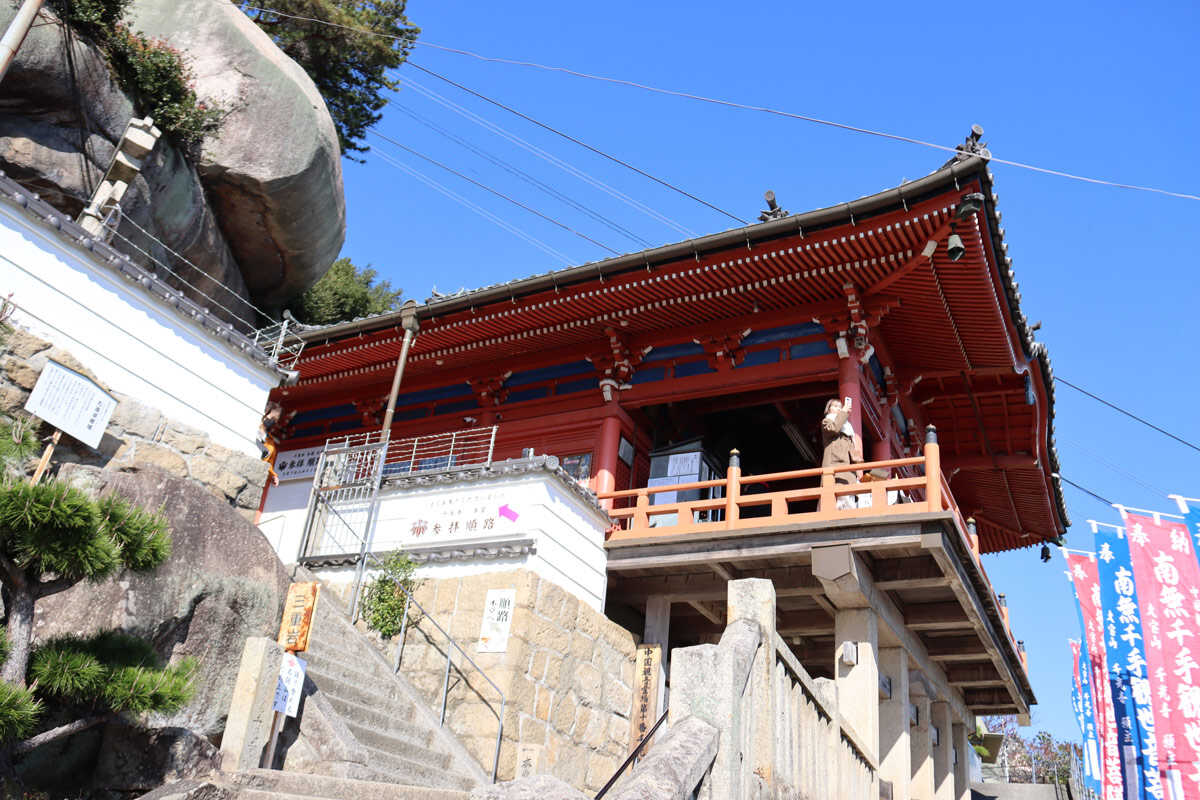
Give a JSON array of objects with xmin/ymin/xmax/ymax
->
[{"xmin": 0, "ymin": 0, "xmax": 45, "ymax": 85}]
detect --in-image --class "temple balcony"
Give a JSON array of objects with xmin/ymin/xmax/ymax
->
[{"xmin": 599, "ymin": 425, "xmax": 1033, "ymax": 719}]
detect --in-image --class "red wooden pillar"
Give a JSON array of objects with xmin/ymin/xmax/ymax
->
[
  {"xmin": 594, "ymin": 414, "xmax": 622, "ymax": 508},
  {"xmin": 873, "ymin": 405, "xmax": 894, "ymax": 462},
  {"xmin": 837, "ymin": 353, "xmax": 863, "ymax": 437}
]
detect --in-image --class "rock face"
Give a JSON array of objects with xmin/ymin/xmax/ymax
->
[
  {"xmin": 128, "ymin": 0, "xmax": 346, "ymax": 307},
  {"xmin": 34, "ymin": 464, "xmax": 292, "ymax": 739},
  {"xmin": 0, "ymin": 0, "xmax": 345, "ymax": 312}
]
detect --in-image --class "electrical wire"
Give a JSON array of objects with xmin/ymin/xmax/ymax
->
[
  {"xmin": 374, "ymin": 150, "xmax": 575, "ymax": 264},
  {"xmin": 1059, "ymin": 436, "xmax": 1170, "ymax": 497},
  {"xmin": 1056, "ymin": 377, "xmax": 1200, "ymax": 454},
  {"xmin": 390, "ymin": 101, "xmax": 651, "ymax": 248},
  {"xmin": 367, "ymin": 129, "xmax": 621, "ymax": 254},
  {"xmin": 107, "ymin": 227, "xmax": 258, "ymax": 336},
  {"xmin": 406, "ymin": 62, "xmax": 748, "ymax": 225},
  {"xmin": 399, "ymin": 75, "xmax": 696, "ymax": 238},
  {"xmin": 1056, "ymin": 474, "xmax": 1115, "ymax": 507},
  {"xmin": 237, "ymin": 5, "xmax": 1200, "ymax": 202},
  {"xmin": 118, "ymin": 215, "xmax": 273, "ymax": 323}
]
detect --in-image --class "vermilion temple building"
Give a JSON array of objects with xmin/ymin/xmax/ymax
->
[{"xmin": 257, "ymin": 150, "xmax": 1066, "ymax": 796}]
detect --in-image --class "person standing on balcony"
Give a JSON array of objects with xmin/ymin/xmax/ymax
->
[{"xmin": 821, "ymin": 397, "xmax": 863, "ymax": 510}]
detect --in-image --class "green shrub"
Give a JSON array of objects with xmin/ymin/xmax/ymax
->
[
  {"xmin": 0, "ymin": 417, "xmax": 39, "ymax": 474},
  {"xmin": 48, "ymin": 0, "xmax": 129, "ymax": 30},
  {"xmin": 0, "ymin": 682, "xmax": 40, "ymax": 743},
  {"xmin": 361, "ymin": 551, "xmax": 420, "ymax": 639},
  {"xmin": 95, "ymin": 493, "xmax": 170, "ymax": 571}
]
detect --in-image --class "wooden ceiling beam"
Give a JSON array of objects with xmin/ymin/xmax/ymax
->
[
  {"xmin": 923, "ymin": 635, "xmax": 989, "ymax": 661},
  {"xmin": 904, "ymin": 601, "xmax": 973, "ymax": 631},
  {"xmin": 871, "ymin": 555, "xmax": 948, "ymax": 590}
]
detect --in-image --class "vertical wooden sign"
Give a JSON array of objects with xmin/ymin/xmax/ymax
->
[
  {"xmin": 277, "ymin": 582, "xmax": 320, "ymax": 652},
  {"xmin": 630, "ymin": 644, "xmax": 662, "ymax": 752}
]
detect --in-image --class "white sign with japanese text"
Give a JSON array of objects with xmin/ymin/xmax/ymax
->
[
  {"xmin": 478, "ymin": 588, "xmax": 516, "ymax": 653},
  {"xmin": 274, "ymin": 446, "xmax": 325, "ymax": 482},
  {"xmin": 372, "ymin": 487, "xmax": 520, "ymax": 551},
  {"xmin": 273, "ymin": 652, "xmax": 307, "ymax": 717},
  {"xmin": 24, "ymin": 359, "xmax": 116, "ymax": 448}
]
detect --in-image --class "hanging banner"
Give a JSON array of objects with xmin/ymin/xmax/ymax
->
[
  {"xmin": 1185, "ymin": 505, "xmax": 1200, "ymax": 569},
  {"xmin": 1067, "ymin": 550, "xmax": 1123, "ymax": 800},
  {"xmin": 1073, "ymin": 639, "xmax": 1103, "ymax": 796},
  {"xmin": 1096, "ymin": 526, "xmax": 1162, "ymax": 800},
  {"xmin": 1124, "ymin": 512, "xmax": 1200, "ymax": 799}
]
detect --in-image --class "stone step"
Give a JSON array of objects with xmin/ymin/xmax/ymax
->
[
  {"xmin": 227, "ymin": 769, "xmax": 471, "ymax": 800},
  {"xmin": 361, "ymin": 744, "xmax": 477, "ymax": 791},
  {"xmin": 302, "ymin": 645, "xmax": 408, "ymax": 693},
  {"xmin": 305, "ymin": 665, "xmax": 417, "ymax": 711},
  {"xmin": 323, "ymin": 693, "xmax": 419, "ymax": 741},
  {"xmin": 344, "ymin": 719, "xmax": 446, "ymax": 768}
]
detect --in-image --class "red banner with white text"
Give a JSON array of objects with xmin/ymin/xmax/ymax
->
[
  {"xmin": 1067, "ymin": 551, "xmax": 1123, "ymax": 799},
  {"xmin": 1125, "ymin": 512, "xmax": 1200, "ymax": 798}
]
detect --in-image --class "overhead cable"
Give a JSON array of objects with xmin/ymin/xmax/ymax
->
[
  {"xmin": 1060, "ymin": 436, "xmax": 1170, "ymax": 497},
  {"xmin": 238, "ymin": 5, "xmax": 1199, "ymax": 202},
  {"xmin": 399, "ymin": 76, "xmax": 697, "ymax": 238},
  {"xmin": 368, "ymin": 128, "xmax": 620, "ymax": 254},
  {"xmin": 373, "ymin": 150, "xmax": 575, "ymax": 264},
  {"xmin": 1056, "ymin": 377, "xmax": 1200, "ymax": 454},
  {"xmin": 117, "ymin": 215, "xmax": 274, "ymax": 323},
  {"xmin": 1055, "ymin": 474, "xmax": 1115, "ymax": 507},
  {"xmin": 407, "ymin": 62, "xmax": 749, "ymax": 225},
  {"xmin": 391, "ymin": 101, "xmax": 651, "ymax": 247}
]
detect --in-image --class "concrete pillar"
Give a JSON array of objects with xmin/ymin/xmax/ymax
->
[
  {"xmin": 834, "ymin": 607, "xmax": 879, "ymax": 764},
  {"xmin": 221, "ymin": 636, "xmax": 283, "ymax": 771},
  {"xmin": 727, "ymin": 578, "xmax": 778, "ymax": 793},
  {"xmin": 910, "ymin": 681, "xmax": 934, "ymax": 800},
  {"xmin": 878, "ymin": 647, "xmax": 912, "ymax": 800},
  {"xmin": 932, "ymin": 701, "xmax": 954, "ymax": 800},
  {"xmin": 952, "ymin": 721, "xmax": 971, "ymax": 800},
  {"xmin": 644, "ymin": 595, "xmax": 670, "ymax": 720}
]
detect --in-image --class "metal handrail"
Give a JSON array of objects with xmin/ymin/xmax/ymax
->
[{"xmin": 593, "ymin": 708, "xmax": 669, "ymax": 799}]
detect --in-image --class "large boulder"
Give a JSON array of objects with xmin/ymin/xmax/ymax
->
[
  {"xmin": 33, "ymin": 464, "xmax": 293, "ymax": 739},
  {"xmin": 127, "ymin": 0, "xmax": 346, "ymax": 307},
  {"xmin": 0, "ymin": 0, "xmax": 346, "ymax": 311},
  {"xmin": 0, "ymin": 4, "xmax": 252, "ymax": 326}
]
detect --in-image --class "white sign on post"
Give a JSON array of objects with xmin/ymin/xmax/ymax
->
[
  {"xmin": 273, "ymin": 653, "xmax": 307, "ymax": 718},
  {"xmin": 477, "ymin": 588, "xmax": 516, "ymax": 653},
  {"xmin": 24, "ymin": 360, "xmax": 117, "ymax": 449},
  {"xmin": 273, "ymin": 446, "xmax": 325, "ymax": 482}
]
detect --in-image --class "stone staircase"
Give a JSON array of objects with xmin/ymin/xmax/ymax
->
[{"xmin": 207, "ymin": 578, "xmax": 486, "ymax": 800}]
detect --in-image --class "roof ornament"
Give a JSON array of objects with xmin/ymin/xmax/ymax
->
[
  {"xmin": 758, "ymin": 190, "xmax": 789, "ymax": 223},
  {"xmin": 952, "ymin": 124, "xmax": 992, "ymax": 161}
]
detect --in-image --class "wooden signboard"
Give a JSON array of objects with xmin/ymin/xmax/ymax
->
[
  {"xmin": 277, "ymin": 582, "xmax": 319, "ymax": 652},
  {"xmin": 630, "ymin": 644, "xmax": 662, "ymax": 752}
]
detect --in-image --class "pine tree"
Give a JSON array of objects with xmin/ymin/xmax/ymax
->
[
  {"xmin": 291, "ymin": 257, "xmax": 403, "ymax": 325},
  {"xmin": 0, "ymin": 477, "xmax": 192, "ymax": 758}
]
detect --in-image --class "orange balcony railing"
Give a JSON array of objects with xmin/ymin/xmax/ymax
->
[{"xmin": 598, "ymin": 425, "xmax": 1026, "ymax": 672}]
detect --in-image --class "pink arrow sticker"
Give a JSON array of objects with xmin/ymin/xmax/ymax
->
[{"xmin": 498, "ymin": 504, "xmax": 519, "ymax": 522}]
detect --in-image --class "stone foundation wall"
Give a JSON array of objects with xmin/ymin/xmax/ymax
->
[
  {"xmin": 356, "ymin": 569, "xmax": 638, "ymax": 793},
  {"xmin": 0, "ymin": 326, "xmax": 268, "ymax": 514}
]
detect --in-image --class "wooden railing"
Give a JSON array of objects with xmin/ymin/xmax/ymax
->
[
  {"xmin": 600, "ymin": 425, "xmax": 1028, "ymax": 675},
  {"xmin": 599, "ymin": 426, "xmax": 948, "ymax": 543}
]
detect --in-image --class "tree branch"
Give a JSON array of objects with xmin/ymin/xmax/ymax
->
[
  {"xmin": 0, "ymin": 554, "xmax": 25, "ymax": 592},
  {"xmin": 13, "ymin": 713, "xmax": 112, "ymax": 756},
  {"xmin": 35, "ymin": 576, "xmax": 73, "ymax": 599}
]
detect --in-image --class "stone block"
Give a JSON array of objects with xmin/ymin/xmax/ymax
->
[
  {"xmin": 585, "ymin": 752, "xmax": 621, "ymax": 793},
  {"xmin": 112, "ymin": 399, "xmax": 165, "ymax": 439},
  {"xmin": 519, "ymin": 714, "xmax": 547, "ymax": 746},
  {"xmin": 607, "ymin": 714, "xmax": 630, "ymax": 749},
  {"xmin": 235, "ymin": 481, "xmax": 262, "ymax": 509},
  {"xmin": 132, "ymin": 443, "xmax": 189, "ymax": 478},
  {"xmin": 573, "ymin": 604, "xmax": 603, "ymax": 640},
  {"xmin": 162, "ymin": 425, "xmax": 207, "ymax": 454},
  {"xmin": 551, "ymin": 690, "xmax": 578, "ymax": 734},
  {"xmin": 220, "ymin": 636, "xmax": 283, "ymax": 771},
  {"xmin": 604, "ymin": 675, "xmax": 632, "ymax": 716},
  {"xmin": 469, "ymin": 774, "xmax": 589, "ymax": 800},
  {"xmin": 573, "ymin": 661, "xmax": 602, "ymax": 708},
  {"xmin": 584, "ymin": 708, "xmax": 607, "ymax": 749},
  {"xmin": 569, "ymin": 632, "xmax": 594, "ymax": 663},
  {"xmin": 4, "ymin": 358, "xmax": 39, "ymax": 390},
  {"xmin": 0, "ymin": 384, "xmax": 27, "ymax": 413},
  {"xmin": 558, "ymin": 595, "xmax": 580, "ymax": 630},
  {"xmin": 550, "ymin": 746, "xmax": 588, "ymax": 790},
  {"xmin": 535, "ymin": 579, "xmax": 567, "ymax": 619},
  {"xmin": 529, "ymin": 650, "xmax": 548, "ymax": 682},
  {"xmin": 529, "ymin": 616, "xmax": 569, "ymax": 654},
  {"xmin": 435, "ymin": 579, "xmax": 460, "ymax": 616},
  {"xmin": 535, "ymin": 686, "xmax": 552, "ymax": 722},
  {"xmin": 5, "ymin": 328, "xmax": 50, "ymax": 359}
]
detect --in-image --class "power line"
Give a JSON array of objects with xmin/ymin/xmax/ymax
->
[
  {"xmin": 391, "ymin": 101, "xmax": 652, "ymax": 248},
  {"xmin": 406, "ymin": 62, "xmax": 749, "ymax": 225},
  {"xmin": 117, "ymin": 215, "xmax": 273, "ymax": 323},
  {"xmin": 399, "ymin": 75, "xmax": 696, "ymax": 238},
  {"xmin": 367, "ymin": 128, "xmax": 621, "ymax": 255},
  {"xmin": 1059, "ymin": 436, "xmax": 1170, "ymax": 497},
  {"xmin": 1056, "ymin": 377, "xmax": 1200, "ymax": 454},
  {"xmin": 374, "ymin": 150, "xmax": 575, "ymax": 264},
  {"xmin": 1056, "ymin": 474, "xmax": 1115, "ymax": 507},
  {"xmin": 239, "ymin": 5, "xmax": 1200, "ymax": 202}
]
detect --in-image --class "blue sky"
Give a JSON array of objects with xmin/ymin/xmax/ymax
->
[{"xmin": 337, "ymin": 0, "xmax": 1200, "ymax": 742}]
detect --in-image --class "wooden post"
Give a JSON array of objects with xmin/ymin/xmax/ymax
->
[
  {"xmin": 924, "ymin": 426, "xmax": 940, "ymax": 512},
  {"xmin": 595, "ymin": 415, "xmax": 622, "ymax": 509},
  {"xmin": 725, "ymin": 449, "xmax": 741, "ymax": 528},
  {"xmin": 29, "ymin": 429, "xmax": 60, "ymax": 484}
]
